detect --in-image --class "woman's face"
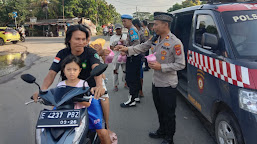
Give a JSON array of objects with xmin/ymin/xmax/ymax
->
[
  {"xmin": 69, "ymin": 30, "xmax": 87, "ymax": 54},
  {"xmin": 64, "ymin": 61, "xmax": 81, "ymax": 81}
]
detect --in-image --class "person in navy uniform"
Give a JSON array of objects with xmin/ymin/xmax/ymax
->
[
  {"xmin": 115, "ymin": 13, "xmax": 185, "ymax": 144},
  {"xmin": 119, "ymin": 14, "xmax": 142, "ymax": 108}
]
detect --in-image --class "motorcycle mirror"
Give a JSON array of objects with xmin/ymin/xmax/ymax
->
[
  {"xmin": 21, "ymin": 74, "xmax": 36, "ymax": 84},
  {"xmin": 83, "ymin": 64, "xmax": 108, "ymax": 89},
  {"xmin": 90, "ymin": 64, "xmax": 108, "ymax": 77}
]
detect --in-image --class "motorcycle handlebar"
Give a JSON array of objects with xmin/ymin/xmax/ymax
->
[{"xmin": 25, "ymin": 91, "xmax": 108, "ymax": 105}]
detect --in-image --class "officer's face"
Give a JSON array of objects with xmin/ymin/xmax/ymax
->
[
  {"xmin": 122, "ymin": 19, "xmax": 131, "ymax": 28},
  {"xmin": 153, "ymin": 20, "xmax": 166, "ymax": 35},
  {"xmin": 69, "ymin": 30, "xmax": 87, "ymax": 54}
]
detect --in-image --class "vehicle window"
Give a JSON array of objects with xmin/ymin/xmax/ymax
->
[
  {"xmin": 222, "ymin": 11, "xmax": 257, "ymax": 59},
  {"xmin": 173, "ymin": 13, "xmax": 193, "ymax": 51},
  {"xmin": 195, "ymin": 15, "xmax": 218, "ymax": 46},
  {"xmin": 5, "ymin": 28, "xmax": 17, "ymax": 33}
]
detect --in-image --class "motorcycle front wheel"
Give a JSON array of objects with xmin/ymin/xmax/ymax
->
[{"xmin": 20, "ymin": 37, "xmax": 25, "ymax": 42}]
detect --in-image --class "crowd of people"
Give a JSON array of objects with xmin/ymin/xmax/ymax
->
[{"xmin": 33, "ymin": 12, "xmax": 185, "ymax": 144}]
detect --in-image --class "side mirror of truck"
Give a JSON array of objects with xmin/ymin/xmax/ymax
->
[{"xmin": 201, "ymin": 33, "xmax": 218, "ymax": 51}]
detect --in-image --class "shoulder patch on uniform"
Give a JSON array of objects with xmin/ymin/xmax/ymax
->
[
  {"xmin": 130, "ymin": 30, "xmax": 134, "ymax": 35},
  {"xmin": 144, "ymin": 29, "xmax": 149, "ymax": 36},
  {"xmin": 174, "ymin": 44, "xmax": 182, "ymax": 56},
  {"xmin": 164, "ymin": 43, "xmax": 170, "ymax": 47},
  {"xmin": 94, "ymin": 53, "xmax": 100, "ymax": 59},
  {"xmin": 54, "ymin": 57, "xmax": 61, "ymax": 63},
  {"xmin": 129, "ymin": 28, "xmax": 139, "ymax": 41}
]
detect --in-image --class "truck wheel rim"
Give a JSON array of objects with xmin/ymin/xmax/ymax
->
[{"xmin": 218, "ymin": 121, "xmax": 236, "ymax": 144}]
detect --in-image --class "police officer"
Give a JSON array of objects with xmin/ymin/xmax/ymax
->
[
  {"xmin": 132, "ymin": 19, "xmax": 145, "ymax": 97},
  {"xmin": 115, "ymin": 13, "xmax": 185, "ymax": 144},
  {"xmin": 141, "ymin": 20, "xmax": 151, "ymax": 71},
  {"xmin": 120, "ymin": 14, "xmax": 142, "ymax": 108}
]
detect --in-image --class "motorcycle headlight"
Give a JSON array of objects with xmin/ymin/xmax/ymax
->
[{"xmin": 239, "ymin": 89, "xmax": 257, "ymax": 114}]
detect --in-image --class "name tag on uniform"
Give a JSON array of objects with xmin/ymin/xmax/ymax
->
[{"xmin": 161, "ymin": 46, "xmax": 170, "ymax": 50}]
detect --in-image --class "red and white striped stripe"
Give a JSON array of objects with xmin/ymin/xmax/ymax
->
[{"xmin": 187, "ymin": 50, "xmax": 256, "ymax": 89}]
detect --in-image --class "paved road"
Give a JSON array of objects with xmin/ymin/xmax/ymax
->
[{"xmin": 0, "ymin": 37, "xmax": 216, "ymax": 144}]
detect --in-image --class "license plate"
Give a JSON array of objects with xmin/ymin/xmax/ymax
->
[{"xmin": 36, "ymin": 109, "xmax": 81, "ymax": 128}]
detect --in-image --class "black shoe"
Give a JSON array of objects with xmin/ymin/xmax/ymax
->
[
  {"xmin": 149, "ymin": 131, "xmax": 165, "ymax": 139},
  {"xmin": 161, "ymin": 139, "xmax": 174, "ymax": 144}
]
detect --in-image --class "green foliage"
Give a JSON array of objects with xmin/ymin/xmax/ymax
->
[
  {"xmin": 0, "ymin": 0, "xmax": 119, "ymax": 26},
  {"xmin": 167, "ymin": 0, "xmax": 202, "ymax": 12},
  {"xmin": 133, "ymin": 12, "xmax": 151, "ymax": 20}
]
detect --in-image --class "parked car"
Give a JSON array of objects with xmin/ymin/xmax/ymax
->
[{"xmin": 0, "ymin": 27, "xmax": 20, "ymax": 46}]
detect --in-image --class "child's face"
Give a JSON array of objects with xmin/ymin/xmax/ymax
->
[{"xmin": 64, "ymin": 61, "xmax": 81, "ymax": 81}]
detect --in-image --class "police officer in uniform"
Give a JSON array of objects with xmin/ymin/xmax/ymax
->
[
  {"xmin": 115, "ymin": 13, "xmax": 185, "ymax": 144},
  {"xmin": 120, "ymin": 14, "xmax": 142, "ymax": 108}
]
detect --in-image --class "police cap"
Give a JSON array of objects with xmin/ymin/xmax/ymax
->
[
  {"xmin": 121, "ymin": 14, "xmax": 133, "ymax": 20},
  {"xmin": 154, "ymin": 12, "xmax": 172, "ymax": 22}
]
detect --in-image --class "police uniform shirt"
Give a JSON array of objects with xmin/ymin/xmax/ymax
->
[
  {"xmin": 127, "ymin": 32, "xmax": 186, "ymax": 88},
  {"xmin": 139, "ymin": 28, "xmax": 146, "ymax": 44},
  {"xmin": 50, "ymin": 47, "xmax": 101, "ymax": 87},
  {"xmin": 125, "ymin": 25, "xmax": 140, "ymax": 47}
]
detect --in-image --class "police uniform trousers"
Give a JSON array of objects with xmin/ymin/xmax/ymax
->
[
  {"xmin": 152, "ymin": 84, "xmax": 177, "ymax": 138},
  {"xmin": 125, "ymin": 55, "xmax": 142, "ymax": 100}
]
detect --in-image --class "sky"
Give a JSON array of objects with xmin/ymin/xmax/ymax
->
[{"xmin": 105, "ymin": 0, "xmax": 183, "ymax": 15}]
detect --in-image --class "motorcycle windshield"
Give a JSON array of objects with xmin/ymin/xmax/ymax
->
[{"xmin": 39, "ymin": 86, "xmax": 90, "ymax": 107}]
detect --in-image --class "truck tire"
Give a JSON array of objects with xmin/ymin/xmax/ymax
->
[
  {"xmin": 215, "ymin": 111, "xmax": 244, "ymax": 144},
  {"xmin": 0, "ymin": 38, "xmax": 4, "ymax": 46}
]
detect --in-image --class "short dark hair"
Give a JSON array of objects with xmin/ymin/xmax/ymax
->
[
  {"xmin": 132, "ymin": 19, "xmax": 142, "ymax": 28},
  {"xmin": 60, "ymin": 55, "xmax": 81, "ymax": 80},
  {"xmin": 65, "ymin": 24, "xmax": 89, "ymax": 47},
  {"xmin": 161, "ymin": 21, "xmax": 171, "ymax": 29},
  {"xmin": 142, "ymin": 20, "xmax": 148, "ymax": 26}
]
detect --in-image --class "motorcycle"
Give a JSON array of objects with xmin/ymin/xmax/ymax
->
[
  {"xmin": 108, "ymin": 28, "xmax": 113, "ymax": 36},
  {"xmin": 19, "ymin": 32, "xmax": 25, "ymax": 42},
  {"xmin": 22, "ymin": 64, "xmax": 108, "ymax": 144},
  {"xmin": 45, "ymin": 30, "xmax": 54, "ymax": 37}
]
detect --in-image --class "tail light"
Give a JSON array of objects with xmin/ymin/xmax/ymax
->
[{"xmin": 4, "ymin": 32, "xmax": 10, "ymax": 34}]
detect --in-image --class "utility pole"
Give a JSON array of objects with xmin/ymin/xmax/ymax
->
[
  {"xmin": 62, "ymin": 0, "xmax": 64, "ymax": 23},
  {"xmin": 136, "ymin": 6, "xmax": 138, "ymax": 19}
]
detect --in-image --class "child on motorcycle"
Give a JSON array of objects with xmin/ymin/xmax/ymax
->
[{"xmin": 57, "ymin": 55, "xmax": 111, "ymax": 144}]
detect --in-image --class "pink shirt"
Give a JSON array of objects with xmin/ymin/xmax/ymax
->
[{"xmin": 57, "ymin": 80, "xmax": 91, "ymax": 109}]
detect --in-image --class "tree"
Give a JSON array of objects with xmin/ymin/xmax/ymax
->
[
  {"xmin": 0, "ymin": 0, "xmax": 29, "ymax": 26},
  {"xmin": 132, "ymin": 12, "xmax": 151, "ymax": 20},
  {"xmin": 167, "ymin": 3, "xmax": 183, "ymax": 12},
  {"xmin": 167, "ymin": 0, "xmax": 202, "ymax": 12},
  {"xmin": 0, "ymin": 0, "xmax": 120, "ymax": 27}
]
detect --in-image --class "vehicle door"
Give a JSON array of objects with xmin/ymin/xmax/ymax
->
[{"xmin": 187, "ymin": 10, "xmax": 226, "ymax": 119}]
